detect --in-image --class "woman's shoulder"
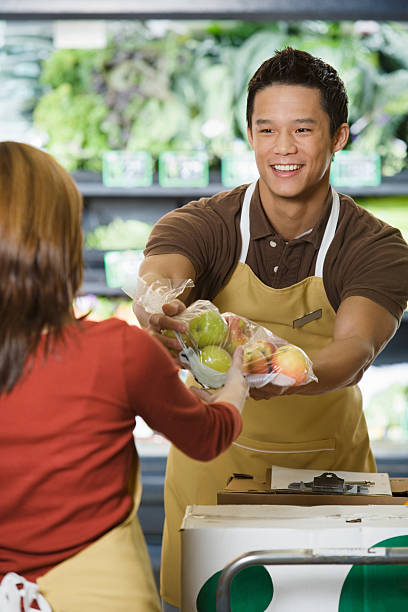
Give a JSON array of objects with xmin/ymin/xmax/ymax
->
[
  {"xmin": 65, "ymin": 318, "xmax": 163, "ymax": 369},
  {"xmin": 72, "ymin": 318, "xmax": 146, "ymax": 345}
]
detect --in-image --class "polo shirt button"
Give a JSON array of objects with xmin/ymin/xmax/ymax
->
[
  {"xmin": 273, "ymin": 265, "xmax": 279, "ymax": 273},
  {"xmin": 269, "ymin": 240, "xmax": 277, "ymax": 247}
]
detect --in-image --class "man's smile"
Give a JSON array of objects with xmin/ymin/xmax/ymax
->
[
  {"xmin": 271, "ymin": 164, "xmax": 302, "ymax": 171},
  {"xmin": 270, "ymin": 163, "xmax": 304, "ymax": 176}
]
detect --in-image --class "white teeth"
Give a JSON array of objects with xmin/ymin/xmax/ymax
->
[{"xmin": 273, "ymin": 164, "xmax": 301, "ymax": 171}]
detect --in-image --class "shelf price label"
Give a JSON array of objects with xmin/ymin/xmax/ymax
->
[
  {"xmin": 102, "ymin": 151, "xmax": 153, "ymax": 187},
  {"xmin": 158, "ymin": 151, "xmax": 209, "ymax": 187},
  {"xmin": 104, "ymin": 250, "xmax": 144, "ymax": 288},
  {"xmin": 221, "ymin": 152, "xmax": 259, "ymax": 187},
  {"xmin": 330, "ymin": 151, "xmax": 381, "ymax": 188}
]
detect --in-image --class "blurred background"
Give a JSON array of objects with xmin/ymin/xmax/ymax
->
[{"xmin": 1, "ymin": 1, "xmax": 407, "ymax": 587}]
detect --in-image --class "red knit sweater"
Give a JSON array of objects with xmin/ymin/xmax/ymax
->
[{"xmin": 0, "ymin": 318, "xmax": 241, "ymax": 581}]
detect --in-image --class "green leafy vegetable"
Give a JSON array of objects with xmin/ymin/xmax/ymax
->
[
  {"xmin": 85, "ymin": 217, "xmax": 153, "ymax": 250},
  {"xmin": 33, "ymin": 20, "xmax": 408, "ymax": 175}
]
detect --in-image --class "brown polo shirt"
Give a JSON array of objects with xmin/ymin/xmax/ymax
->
[{"xmin": 144, "ymin": 182, "xmax": 408, "ymax": 321}]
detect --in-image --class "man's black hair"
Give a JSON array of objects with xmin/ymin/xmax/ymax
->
[{"xmin": 247, "ymin": 47, "xmax": 348, "ymax": 136}]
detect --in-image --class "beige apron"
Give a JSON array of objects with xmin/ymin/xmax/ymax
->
[
  {"xmin": 37, "ymin": 459, "xmax": 161, "ymax": 612},
  {"xmin": 161, "ymin": 182, "xmax": 376, "ymax": 607}
]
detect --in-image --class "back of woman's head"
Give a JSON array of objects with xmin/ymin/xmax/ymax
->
[{"xmin": 0, "ymin": 141, "xmax": 83, "ymax": 392}]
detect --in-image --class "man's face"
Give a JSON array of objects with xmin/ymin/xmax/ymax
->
[{"xmin": 247, "ymin": 84, "xmax": 348, "ymax": 201}]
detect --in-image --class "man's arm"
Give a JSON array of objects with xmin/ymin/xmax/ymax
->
[{"xmin": 250, "ymin": 296, "xmax": 399, "ymax": 400}]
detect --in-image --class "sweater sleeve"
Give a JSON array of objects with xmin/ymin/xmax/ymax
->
[{"xmin": 122, "ymin": 325, "xmax": 242, "ymax": 461}]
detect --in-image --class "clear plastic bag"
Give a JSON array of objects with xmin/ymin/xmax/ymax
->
[
  {"xmin": 162, "ymin": 299, "xmax": 317, "ymax": 389},
  {"xmin": 124, "ymin": 276, "xmax": 194, "ymax": 313},
  {"xmin": 128, "ymin": 278, "xmax": 317, "ymax": 390}
]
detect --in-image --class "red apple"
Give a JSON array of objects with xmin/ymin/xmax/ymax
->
[
  {"xmin": 241, "ymin": 339, "xmax": 276, "ymax": 374},
  {"xmin": 252, "ymin": 339, "xmax": 276, "ymax": 361},
  {"xmin": 242, "ymin": 344, "xmax": 270, "ymax": 374},
  {"xmin": 270, "ymin": 344, "xmax": 309, "ymax": 384},
  {"xmin": 225, "ymin": 314, "xmax": 252, "ymax": 353}
]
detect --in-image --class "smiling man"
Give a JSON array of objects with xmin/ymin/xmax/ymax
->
[
  {"xmin": 134, "ymin": 47, "xmax": 408, "ymax": 611},
  {"xmin": 247, "ymin": 84, "xmax": 348, "ymax": 231}
]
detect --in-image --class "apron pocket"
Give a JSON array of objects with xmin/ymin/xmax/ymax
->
[{"xmin": 232, "ymin": 434, "xmax": 336, "ymax": 471}]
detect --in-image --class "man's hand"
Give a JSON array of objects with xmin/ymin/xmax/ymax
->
[
  {"xmin": 249, "ymin": 382, "xmax": 292, "ymax": 400},
  {"xmin": 148, "ymin": 299, "xmax": 186, "ymax": 331},
  {"xmin": 133, "ymin": 297, "xmax": 188, "ymax": 352},
  {"xmin": 148, "ymin": 299, "xmax": 188, "ymax": 352},
  {"xmin": 132, "ymin": 253, "xmax": 196, "ymax": 351}
]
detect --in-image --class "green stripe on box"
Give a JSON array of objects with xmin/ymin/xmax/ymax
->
[
  {"xmin": 196, "ymin": 565, "xmax": 273, "ymax": 611},
  {"xmin": 339, "ymin": 535, "xmax": 408, "ymax": 611}
]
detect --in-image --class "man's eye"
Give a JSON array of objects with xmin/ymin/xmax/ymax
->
[
  {"xmin": 261, "ymin": 129, "xmax": 273, "ymax": 133},
  {"xmin": 296, "ymin": 128, "xmax": 311, "ymax": 133}
]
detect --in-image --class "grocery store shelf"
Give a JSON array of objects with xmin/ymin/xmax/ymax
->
[
  {"xmin": 1, "ymin": 0, "xmax": 407, "ymax": 21},
  {"xmin": 78, "ymin": 183, "xmax": 408, "ymax": 200},
  {"xmin": 76, "ymin": 171, "xmax": 408, "ymax": 200},
  {"xmin": 81, "ymin": 250, "xmax": 125, "ymax": 296},
  {"xmin": 78, "ymin": 181, "xmax": 227, "ymax": 200}
]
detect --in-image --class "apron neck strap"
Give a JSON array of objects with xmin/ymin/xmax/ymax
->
[
  {"xmin": 238, "ymin": 181, "xmax": 257, "ymax": 263},
  {"xmin": 238, "ymin": 183, "xmax": 340, "ymax": 277},
  {"xmin": 314, "ymin": 187, "xmax": 340, "ymax": 278}
]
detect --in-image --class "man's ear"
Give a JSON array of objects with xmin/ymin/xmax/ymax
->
[
  {"xmin": 332, "ymin": 123, "xmax": 350, "ymax": 154},
  {"xmin": 247, "ymin": 125, "xmax": 254, "ymax": 149}
]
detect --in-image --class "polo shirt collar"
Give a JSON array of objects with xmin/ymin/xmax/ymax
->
[{"xmin": 250, "ymin": 182, "xmax": 333, "ymax": 247}]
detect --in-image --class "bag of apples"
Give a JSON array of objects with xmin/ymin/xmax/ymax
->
[{"xmin": 160, "ymin": 299, "xmax": 317, "ymax": 389}]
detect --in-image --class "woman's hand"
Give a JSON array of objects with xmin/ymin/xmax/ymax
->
[{"xmin": 190, "ymin": 347, "xmax": 249, "ymax": 413}]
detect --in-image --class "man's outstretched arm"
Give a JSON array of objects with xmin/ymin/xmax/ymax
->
[{"xmin": 250, "ymin": 295, "xmax": 398, "ymax": 400}]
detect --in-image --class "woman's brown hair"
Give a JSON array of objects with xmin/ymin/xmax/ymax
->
[{"xmin": 0, "ymin": 141, "xmax": 83, "ymax": 392}]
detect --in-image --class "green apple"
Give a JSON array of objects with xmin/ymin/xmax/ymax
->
[
  {"xmin": 188, "ymin": 311, "xmax": 227, "ymax": 348},
  {"xmin": 161, "ymin": 329, "xmax": 191, "ymax": 346},
  {"xmin": 161, "ymin": 329, "xmax": 192, "ymax": 357},
  {"xmin": 199, "ymin": 345, "xmax": 232, "ymax": 373}
]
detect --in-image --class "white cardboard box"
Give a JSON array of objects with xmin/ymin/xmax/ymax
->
[{"xmin": 181, "ymin": 504, "xmax": 408, "ymax": 611}]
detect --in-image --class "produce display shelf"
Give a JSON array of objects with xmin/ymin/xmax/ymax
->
[{"xmin": 77, "ymin": 178, "xmax": 408, "ymax": 200}]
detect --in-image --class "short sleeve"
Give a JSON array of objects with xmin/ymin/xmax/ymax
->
[
  {"xmin": 331, "ymin": 205, "xmax": 408, "ymax": 321},
  {"xmin": 143, "ymin": 188, "xmax": 245, "ymax": 302},
  {"xmin": 144, "ymin": 201, "xmax": 218, "ymax": 278}
]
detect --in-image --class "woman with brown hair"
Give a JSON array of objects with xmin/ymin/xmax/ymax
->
[{"xmin": 0, "ymin": 141, "xmax": 248, "ymax": 612}]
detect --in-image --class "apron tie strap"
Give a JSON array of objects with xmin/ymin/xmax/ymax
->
[{"xmin": 0, "ymin": 572, "xmax": 52, "ymax": 612}]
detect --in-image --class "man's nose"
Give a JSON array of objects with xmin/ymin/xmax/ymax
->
[{"xmin": 272, "ymin": 131, "xmax": 297, "ymax": 155}]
